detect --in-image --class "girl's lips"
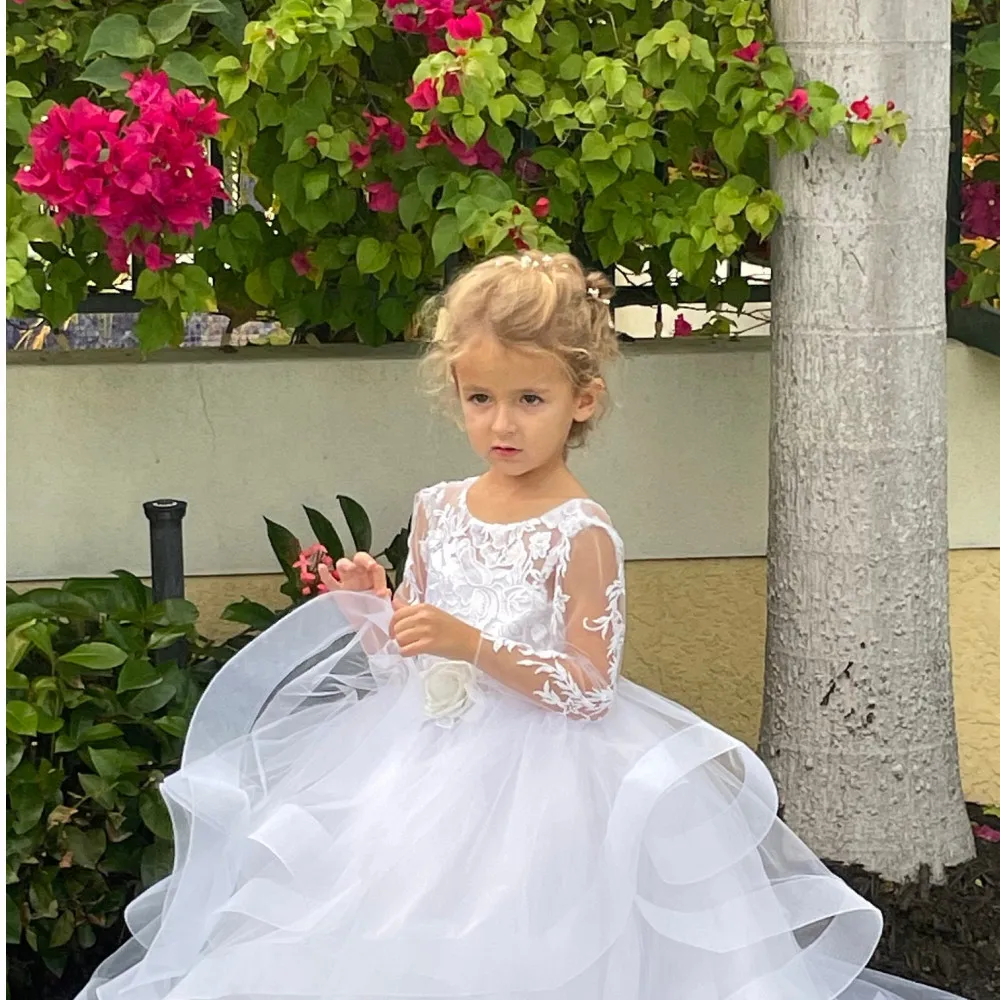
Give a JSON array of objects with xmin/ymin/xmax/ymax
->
[{"xmin": 490, "ymin": 446, "xmax": 522, "ymax": 456}]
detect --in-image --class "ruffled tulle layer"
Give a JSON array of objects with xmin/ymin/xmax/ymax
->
[{"xmin": 78, "ymin": 595, "xmax": 965, "ymax": 1000}]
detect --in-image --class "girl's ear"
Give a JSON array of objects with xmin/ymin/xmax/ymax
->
[{"xmin": 573, "ymin": 378, "xmax": 605, "ymax": 423}]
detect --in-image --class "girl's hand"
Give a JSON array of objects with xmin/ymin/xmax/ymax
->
[
  {"xmin": 390, "ymin": 604, "xmax": 480, "ymax": 662},
  {"xmin": 318, "ymin": 553, "xmax": 390, "ymax": 600}
]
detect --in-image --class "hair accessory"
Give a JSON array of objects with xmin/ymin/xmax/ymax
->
[
  {"xmin": 587, "ymin": 286, "xmax": 612, "ymax": 306},
  {"xmin": 519, "ymin": 255, "xmax": 531, "ymax": 269},
  {"xmin": 542, "ymin": 254, "xmax": 552, "ymax": 263}
]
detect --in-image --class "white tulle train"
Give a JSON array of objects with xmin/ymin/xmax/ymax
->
[{"xmin": 76, "ymin": 593, "xmax": 965, "ymax": 1000}]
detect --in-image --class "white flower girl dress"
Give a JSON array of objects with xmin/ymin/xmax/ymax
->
[{"xmin": 78, "ymin": 479, "xmax": 965, "ymax": 1000}]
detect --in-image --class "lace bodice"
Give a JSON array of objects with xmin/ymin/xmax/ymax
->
[{"xmin": 398, "ymin": 479, "xmax": 626, "ymax": 719}]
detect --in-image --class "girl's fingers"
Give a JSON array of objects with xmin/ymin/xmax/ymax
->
[
  {"xmin": 370, "ymin": 563, "xmax": 388, "ymax": 595},
  {"xmin": 317, "ymin": 564, "xmax": 340, "ymax": 590}
]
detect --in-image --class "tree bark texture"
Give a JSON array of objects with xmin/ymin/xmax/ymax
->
[{"xmin": 761, "ymin": 0, "xmax": 975, "ymax": 881}]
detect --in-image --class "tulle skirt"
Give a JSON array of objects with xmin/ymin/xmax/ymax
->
[{"xmin": 78, "ymin": 594, "xmax": 965, "ymax": 1000}]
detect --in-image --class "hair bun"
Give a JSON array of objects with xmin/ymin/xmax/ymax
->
[{"xmin": 585, "ymin": 271, "xmax": 615, "ymax": 304}]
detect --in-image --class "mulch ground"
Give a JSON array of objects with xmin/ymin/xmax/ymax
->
[{"xmin": 825, "ymin": 804, "xmax": 1000, "ymax": 1000}]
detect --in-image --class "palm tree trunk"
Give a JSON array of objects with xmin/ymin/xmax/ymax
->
[{"xmin": 761, "ymin": 0, "xmax": 975, "ymax": 881}]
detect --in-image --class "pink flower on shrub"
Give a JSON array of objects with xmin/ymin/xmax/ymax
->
[
  {"xmin": 367, "ymin": 181, "xmax": 400, "ymax": 213},
  {"xmin": 514, "ymin": 151, "xmax": 543, "ymax": 183},
  {"xmin": 674, "ymin": 314, "xmax": 693, "ymax": 337},
  {"xmin": 850, "ymin": 96, "xmax": 872, "ymax": 120},
  {"xmin": 532, "ymin": 197, "xmax": 550, "ymax": 219},
  {"xmin": 442, "ymin": 72, "xmax": 462, "ymax": 97},
  {"xmin": 406, "ymin": 78, "xmax": 439, "ymax": 110},
  {"xmin": 392, "ymin": 13, "xmax": 420, "ymax": 31},
  {"xmin": 14, "ymin": 69, "xmax": 225, "ymax": 273},
  {"xmin": 446, "ymin": 10, "xmax": 484, "ymax": 39},
  {"xmin": 732, "ymin": 41, "xmax": 762, "ymax": 63},
  {"xmin": 961, "ymin": 181, "xmax": 1000, "ymax": 241},
  {"xmin": 293, "ymin": 544, "xmax": 337, "ymax": 597},
  {"xmin": 778, "ymin": 88, "xmax": 811, "ymax": 117},
  {"xmin": 350, "ymin": 142, "xmax": 372, "ymax": 169},
  {"xmin": 946, "ymin": 270, "xmax": 967, "ymax": 293},
  {"xmin": 972, "ymin": 823, "xmax": 1000, "ymax": 843},
  {"xmin": 291, "ymin": 250, "xmax": 313, "ymax": 276}
]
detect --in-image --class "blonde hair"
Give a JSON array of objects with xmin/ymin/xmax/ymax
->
[{"xmin": 418, "ymin": 250, "xmax": 619, "ymax": 448}]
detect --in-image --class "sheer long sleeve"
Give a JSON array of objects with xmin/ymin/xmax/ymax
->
[
  {"xmin": 394, "ymin": 492, "xmax": 428, "ymax": 606},
  {"xmin": 472, "ymin": 524, "xmax": 625, "ymax": 721}
]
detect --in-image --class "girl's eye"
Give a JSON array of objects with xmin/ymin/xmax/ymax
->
[
  {"xmin": 522, "ymin": 394, "xmax": 544, "ymax": 406},
  {"xmin": 468, "ymin": 393, "xmax": 490, "ymax": 405}
]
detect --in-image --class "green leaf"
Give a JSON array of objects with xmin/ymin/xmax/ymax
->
[
  {"xmin": 514, "ymin": 70, "xmax": 546, "ymax": 97},
  {"xmin": 713, "ymin": 124, "xmax": 747, "ymax": 170},
  {"xmin": 148, "ymin": 3, "xmax": 193, "ymax": 44},
  {"xmin": 356, "ymin": 237, "xmax": 391, "ymax": 275},
  {"xmin": 715, "ymin": 184, "xmax": 750, "ymax": 217},
  {"xmin": 141, "ymin": 839, "xmax": 174, "ymax": 888},
  {"xmin": 218, "ymin": 68, "xmax": 249, "ymax": 106},
  {"xmin": 303, "ymin": 507, "xmax": 346, "ymax": 562},
  {"xmin": 63, "ymin": 827, "xmax": 107, "ymax": 870},
  {"xmin": 6, "ymin": 82, "xmax": 31, "ymax": 99},
  {"xmin": 7, "ymin": 892, "xmax": 21, "ymax": 945},
  {"xmin": 303, "ymin": 169, "xmax": 330, "ymax": 201},
  {"xmin": 221, "ymin": 598, "xmax": 279, "ymax": 631},
  {"xmin": 49, "ymin": 911, "xmax": 76, "ymax": 949},
  {"xmin": 89, "ymin": 747, "xmax": 146, "ymax": 782},
  {"xmin": 432, "ymin": 214, "xmax": 463, "ymax": 265},
  {"xmin": 85, "ymin": 14, "xmax": 153, "ymax": 60},
  {"xmin": 337, "ymin": 496, "xmax": 373, "ymax": 554},
  {"xmin": 583, "ymin": 161, "xmax": 619, "ymax": 196},
  {"xmin": 503, "ymin": 7, "xmax": 537, "ymax": 44},
  {"xmin": 161, "ymin": 52, "xmax": 211, "ymax": 88},
  {"xmin": 398, "ymin": 189, "xmax": 431, "ymax": 231},
  {"xmin": 206, "ymin": 0, "xmax": 247, "ymax": 46},
  {"xmin": 59, "ymin": 643, "xmax": 127, "ymax": 672},
  {"xmin": 264, "ymin": 518, "xmax": 301, "ymax": 576},
  {"xmin": 669, "ymin": 237, "xmax": 704, "ymax": 280},
  {"xmin": 76, "ymin": 57, "xmax": 132, "ymax": 92},
  {"xmin": 453, "ymin": 114, "xmax": 486, "ymax": 148},
  {"xmin": 116, "ymin": 657, "xmax": 161, "ymax": 693},
  {"xmin": 581, "ymin": 132, "xmax": 614, "ymax": 161},
  {"xmin": 139, "ymin": 789, "xmax": 173, "ymax": 839},
  {"xmin": 135, "ymin": 302, "xmax": 185, "ymax": 352},
  {"xmin": 78, "ymin": 723, "xmax": 124, "ymax": 744},
  {"xmin": 154, "ymin": 715, "xmax": 189, "ymax": 737},
  {"xmin": 967, "ymin": 41, "xmax": 1000, "ymax": 70},
  {"xmin": 745, "ymin": 197, "xmax": 771, "ymax": 234},
  {"xmin": 6, "ymin": 701, "xmax": 38, "ymax": 736}
]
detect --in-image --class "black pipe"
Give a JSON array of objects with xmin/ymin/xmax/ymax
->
[{"xmin": 144, "ymin": 499, "xmax": 188, "ymax": 667}]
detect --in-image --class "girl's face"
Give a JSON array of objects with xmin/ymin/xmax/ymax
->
[{"xmin": 452, "ymin": 331, "xmax": 600, "ymax": 478}]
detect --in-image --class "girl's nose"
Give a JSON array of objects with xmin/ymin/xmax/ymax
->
[{"xmin": 492, "ymin": 405, "xmax": 516, "ymax": 435}]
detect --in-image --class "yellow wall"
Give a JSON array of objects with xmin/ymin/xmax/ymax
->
[{"xmin": 184, "ymin": 548, "xmax": 1000, "ymax": 804}]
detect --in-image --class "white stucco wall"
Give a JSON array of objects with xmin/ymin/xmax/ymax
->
[{"xmin": 6, "ymin": 339, "xmax": 999, "ymax": 580}]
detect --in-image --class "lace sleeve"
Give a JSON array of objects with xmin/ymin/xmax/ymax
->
[
  {"xmin": 473, "ymin": 523, "xmax": 625, "ymax": 720},
  {"xmin": 394, "ymin": 491, "xmax": 428, "ymax": 605}
]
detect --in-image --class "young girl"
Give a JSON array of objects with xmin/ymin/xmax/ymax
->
[{"xmin": 79, "ymin": 252, "xmax": 963, "ymax": 1000}]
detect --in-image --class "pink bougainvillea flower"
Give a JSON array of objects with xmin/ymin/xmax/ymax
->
[
  {"xmin": 514, "ymin": 151, "xmax": 543, "ymax": 183},
  {"xmin": 674, "ymin": 314, "xmax": 693, "ymax": 337},
  {"xmin": 732, "ymin": 40, "xmax": 762, "ymax": 63},
  {"xmin": 532, "ymin": 196, "xmax": 550, "ymax": 219},
  {"xmin": 446, "ymin": 10, "xmax": 484, "ymax": 39},
  {"xmin": 350, "ymin": 141, "xmax": 372, "ymax": 170},
  {"xmin": 417, "ymin": 122, "xmax": 449, "ymax": 150},
  {"xmin": 426, "ymin": 34, "xmax": 448, "ymax": 52},
  {"xmin": 850, "ymin": 96, "xmax": 872, "ymax": 120},
  {"xmin": 972, "ymin": 823, "xmax": 1000, "ymax": 843},
  {"xmin": 143, "ymin": 243, "xmax": 176, "ymax": 271},
  {"xmin": 294, "ymin": 544, "xmax": 337, "ymax": 596},
  {"xmin": 392, "ymin": 13, "xmax": 420, "ymax": 31},
  {"xmin": 778, "ymin": 88, "xmax": 811, "ymax": 116},
  {"xmin": 442, "ymin": 72, "xmax": 462, "ymax": 97},
  {"xmin": 886, "ymin": 100, "xmax": 895, "ymax": 111},
  {"xmin": 471, "ymin": 136, "xmax": 503, "ymax": 173},
  {"xmin": 508, "ymin": 226, "xmax": 529, "ymax": 251},
  {"xmin": 961, "ymin": 180, "xmax": 1000, "ymax": 241},
  {"xmin": 385, "ymin": 121, "xmax": 407, "ymax": 152},
  {"xmin": 946, "ymin": 270, "xmax": 968, "ymax": 293},
  {"xmin": 406, "ymin": 78, "xmax": 439, "ymax": 110},
  {"xmin": 367, "ymin": 181, "xmax": 400, "ymax": 213},
  {"xmin": 291, "ymin": 250, "xmax": 313, "ymax": 276},
  {"xmin": 15, "ymin": 69, "xmax": 226, "ymax": 273}
]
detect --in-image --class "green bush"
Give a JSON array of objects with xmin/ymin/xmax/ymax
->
[{"xmin": 5, "ymin": 573, "xmax": 224, "ymax": 998}]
